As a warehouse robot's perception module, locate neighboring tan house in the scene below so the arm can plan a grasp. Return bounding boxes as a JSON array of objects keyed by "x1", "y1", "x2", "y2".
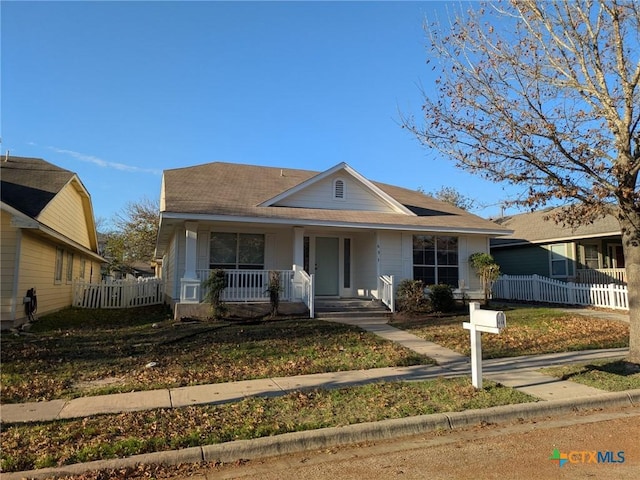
[
  {"x1": 491, "y1": 207, "x2": 626, "y2": 284},
  {"x1": 156, "y1": 161, "x2": 510, "y2": 317},
  {"x1": 1, "y1": 155, "x2": 104, "y2": 328}
]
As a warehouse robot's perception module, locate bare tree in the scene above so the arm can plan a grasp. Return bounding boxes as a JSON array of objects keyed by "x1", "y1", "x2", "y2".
[
  {"x1": 402, "y1": 1, "x2": 640, "y2": 361},
  {"x1": 105, "y1": 197, "x2": 160, "y2": 275},
  {"x1": 428, "y1": 186, "x2": 476, "y2": 211}
]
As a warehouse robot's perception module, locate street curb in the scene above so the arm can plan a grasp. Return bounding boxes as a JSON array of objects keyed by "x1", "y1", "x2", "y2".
[{"x1": 5, "y1": 389, "x2": 639, "y2": 480}]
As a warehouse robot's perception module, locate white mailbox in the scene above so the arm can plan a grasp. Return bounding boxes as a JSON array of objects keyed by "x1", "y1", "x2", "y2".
[
  {"x1": 471, "y1": 305, "x2": 506, "y2": 330},
  {"x1": 463, "y1": 302, "x2": 507, "y2": 389}
]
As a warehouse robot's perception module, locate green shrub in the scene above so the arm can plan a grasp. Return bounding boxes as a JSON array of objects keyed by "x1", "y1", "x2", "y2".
[
  {"x1": 469, "y1": 252, "x2": 500, "y2": 306},
  {"x1": 427, "y1": 284, "x2": 455, "y2": 312},
  {"x1": 202, "y1": 269, "x2": 228, "y2": 319},
  {"x1": 265, "y1": 271, "x2": 281, "y2": 317},
  {"x1": 396, "y1": 279, "x2": 430, "y2": 313}
]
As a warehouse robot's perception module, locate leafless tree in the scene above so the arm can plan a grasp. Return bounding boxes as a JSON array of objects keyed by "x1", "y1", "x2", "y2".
[
  {"x1": 106, "y1": 197, "x2": 160, "y2": 275},
  {"x1": 426, "y1": 185, "x2": 476, "y2": 211},
  {"x1": 402, "y1": 0, "x2": 640, "y2": 361}
]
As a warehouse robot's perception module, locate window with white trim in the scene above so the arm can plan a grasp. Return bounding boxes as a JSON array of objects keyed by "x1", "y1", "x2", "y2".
[
  {"x1": 80, "y1": 259, "x2": 86, "y2": 280},
  {"x1": 66, "y1": 252, "x2": 74, "y2": 283},
  {"x1": 549, "y1": 243, "x2": 568, "y2": 277},
  {"x1": 413, "y1": 235, "x2": 459, "y2": 287},
  {"x1": 581, "y1": 244, "x2": 600, "y2": 269},
  {"x1": 55, "y1": 247, "x2": 64, "y2": 284},
  {"x1": 209, "y1": 233, "x2": 265, "y2": 270}
]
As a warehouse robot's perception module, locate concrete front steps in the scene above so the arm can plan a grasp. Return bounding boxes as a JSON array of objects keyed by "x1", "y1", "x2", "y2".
[{"x1": 314, "y1": 298, "x2": 391, "y2": 319}]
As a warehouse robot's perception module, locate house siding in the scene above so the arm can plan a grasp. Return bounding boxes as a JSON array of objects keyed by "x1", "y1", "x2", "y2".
[
  {"x1": 353, "y1": 231, "x2": 377, "y2": 297},
  {"x1": 164, "y1": 230, "x2": 178, "y2": 302},
  {"x1": 378, "y1": 231, "x2": 404, "y2": 279},
  {"x1": 14, "y1": 231, "x2": 100, "y2": 320},
  {"x1": 492, "y1": 245, "x2": 551, "y2": 277},
  {"x1": 462, "y1": 235, "x2": 488, "y2": 291},
  {"x1": 1, "y1": 211, "x2": 19, "y2": 321},
  {"x1": 274, "y1": 172, "x2": 394, "y2": 212},
  {"x1": 37, "y1": 182, "x2": 92, "y2": 249}
]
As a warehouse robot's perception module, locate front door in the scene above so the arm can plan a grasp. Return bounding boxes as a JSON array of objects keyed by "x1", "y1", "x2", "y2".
[
  {"x1": 315, "y1": 237, "x2": 339, "y2": 296},
  {"x1": 609, "y1": 244, "x2": 625, "y2": 268}
]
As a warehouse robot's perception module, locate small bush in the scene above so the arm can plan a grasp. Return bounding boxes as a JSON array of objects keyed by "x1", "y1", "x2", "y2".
[
  {"x1": 427, "y1": 284, "x2": 455, "y2": 312},
  {"x1": 396, "y1": 280, "x2": 430, "y2": 313},
  {"x1": 202, "y1": 269, "x2": 228, "y2": 319},
  {"x1": 265, "y1": 271, "x2": 281, "y2": 318}
]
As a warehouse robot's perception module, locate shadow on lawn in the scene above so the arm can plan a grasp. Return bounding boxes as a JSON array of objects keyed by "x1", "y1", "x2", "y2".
[{"x1": 559, "y1": 360, "x2": 640, "y2": 380}]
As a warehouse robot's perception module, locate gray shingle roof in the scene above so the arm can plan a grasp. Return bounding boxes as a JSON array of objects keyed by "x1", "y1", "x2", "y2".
[
  {"x1": 491, "y1": 207, "x2": 621, "y2": 247},
  {"x1": 161, "y1": 162, "x2": 507, "y2": 233},
  {"x1": 1, "y1": 156, "x2": 75, "y2": 218}
]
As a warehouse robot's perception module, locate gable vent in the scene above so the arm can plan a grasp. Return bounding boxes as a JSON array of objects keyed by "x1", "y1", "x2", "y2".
[{"x1": 334, "y1": 179, "x2": 345, "y2": 199}]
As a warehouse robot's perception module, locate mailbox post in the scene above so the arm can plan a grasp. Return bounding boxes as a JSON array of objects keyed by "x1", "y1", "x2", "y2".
[{"x1": 463, "y1": 302, "x2": 506, "y2": 389}]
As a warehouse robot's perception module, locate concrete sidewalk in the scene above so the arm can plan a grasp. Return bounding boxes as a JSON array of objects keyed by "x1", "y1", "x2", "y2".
[
  {"x1": 325, "y1": 316, "x2": 627, "y2": 401},
  {"x1": 0, "y1": 317, "x2": 629, "y2": 424}
]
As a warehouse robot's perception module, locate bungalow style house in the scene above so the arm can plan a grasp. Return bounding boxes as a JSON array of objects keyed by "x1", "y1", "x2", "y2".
[
  {"x1": 490, "y1": 207, "x2": 626, "y2": 285},
  {"x1": 1, "y1": 155, "x2": 104, "y2": 329},
  {"x1": 156, "y1": 161, "x2": 510, "y2": 318}
]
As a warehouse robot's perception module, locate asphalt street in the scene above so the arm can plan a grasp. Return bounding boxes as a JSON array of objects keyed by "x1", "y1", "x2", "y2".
[{"x1": 188, "y1": 404, "x2": 640, "y2": 480}]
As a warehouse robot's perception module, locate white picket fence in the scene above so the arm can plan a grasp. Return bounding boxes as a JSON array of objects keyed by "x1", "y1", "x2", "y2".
[
  {"x1": 73, "y1": 278, "x2": 164, "y2": 309},
  {"x1": 492, "y1": 274, "x2": 629, "y2": 310}
]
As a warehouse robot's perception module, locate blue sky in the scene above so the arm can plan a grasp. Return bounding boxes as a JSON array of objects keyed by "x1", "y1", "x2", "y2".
[{"x1": 2, "y1": 1, "x2": 521, "y2": 228}]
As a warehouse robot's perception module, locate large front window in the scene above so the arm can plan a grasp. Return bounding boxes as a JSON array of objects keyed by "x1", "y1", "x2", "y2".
[
  {"x1": 581, "y1": 244, "x2": 600, "y2": 269},
  {"x1": 413, "y1": 235, "x2": 458, "y2": 287},
  {"x1": 210, "y1": 233, "x2": 265, "y2": 270}
]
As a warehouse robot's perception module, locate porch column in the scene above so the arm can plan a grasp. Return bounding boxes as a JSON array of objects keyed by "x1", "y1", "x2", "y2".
[
  {"x1": 293, "y1": 227, "x2": 304, "y2": 268},
  {"x1": 292, "y1": 227, "x2": 305, "y2": 301},
  {"x1": 181, "y1": 221, "x2": 200, "y2": 303},
  {"x1": 184, "y1": 222, "x2": 198, "y2": 279}
]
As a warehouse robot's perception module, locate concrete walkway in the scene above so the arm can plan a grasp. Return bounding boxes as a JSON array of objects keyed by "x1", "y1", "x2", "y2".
[
  {"x1": 326, "y1": 316, "x2": 625, "y2": 401},
  {"x1": 0, "y1": 316, "x2": 629, "y2": 424}
]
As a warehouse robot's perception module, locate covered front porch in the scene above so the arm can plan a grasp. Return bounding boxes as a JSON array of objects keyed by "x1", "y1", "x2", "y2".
[
  {"x1": 172, "y1": 221, "x2": 398, "y2": 318},
  {"x1": 181, "y1": 268, "x2": 396, "y2": 318}
]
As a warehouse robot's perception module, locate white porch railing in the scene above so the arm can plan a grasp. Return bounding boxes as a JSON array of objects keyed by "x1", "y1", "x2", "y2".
[
  {"x1": 73, "y1": 278, "x2": 164, "y2": 309},
  {"x1": 298, "y1": 269, "x2": 315, "y2": 318},
  {"x1": 493, "y1": 274, "x2": 629, "y2": 311},
  {"x1": 575, "y1": 268, "x2": 627, "y2": 285},
  {"x1": 196, "y1": 269, "x2": 294, "y2": 302},
  {"x1": 377, "y1": 275, "x2": 395, "y2": 313},
  {"x1": 195, "y1": 268, "x2": 315, "y2": 318}
]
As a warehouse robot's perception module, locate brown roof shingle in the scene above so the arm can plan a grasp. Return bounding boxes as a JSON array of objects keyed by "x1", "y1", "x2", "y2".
[
  {"x1": 1, "y1": 156, "x2": 74, "y2": 218},
  {"x1": 491, "y1": 207, "x2": 620, "y2": 246},
  {"x1": 162, "y1": 162, "x2": 507, "y2": 233}
]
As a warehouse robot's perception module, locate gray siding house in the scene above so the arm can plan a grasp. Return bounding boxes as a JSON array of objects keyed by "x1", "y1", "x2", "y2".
[
  {"x1": 155, "y1": 161, "x2": 510, "y2": 317},
  {"x1": 491, "y1": 208, "x2": 626, "y2": 284}
]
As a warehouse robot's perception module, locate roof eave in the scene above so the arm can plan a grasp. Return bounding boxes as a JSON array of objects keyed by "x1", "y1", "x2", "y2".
[
  {"x1": 2, "y1": 201, "x2": 105, "y2": 263},
  {"x1": 491, "y1": 230, "x2": 621, "y2": 248},
  {"x1": 159, "y1": 211, "x2": 511, "y2": 235}
]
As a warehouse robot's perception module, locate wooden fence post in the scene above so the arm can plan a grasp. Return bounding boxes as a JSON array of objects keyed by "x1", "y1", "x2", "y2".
[
  {"x1": 532, "y1": 274, "x2": 540, "y2": 302},
  {"x1": 608, "y1": 283, "x2": 617, "y2": 309}
]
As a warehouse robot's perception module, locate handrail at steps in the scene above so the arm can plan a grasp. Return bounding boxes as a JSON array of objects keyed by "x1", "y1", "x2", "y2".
[
  {"x1": 378, "y1": 274, "x2": 395, "y2": 313},
  {"x1": 299, "y1": 270, "x2": 315, "y2": 318}
]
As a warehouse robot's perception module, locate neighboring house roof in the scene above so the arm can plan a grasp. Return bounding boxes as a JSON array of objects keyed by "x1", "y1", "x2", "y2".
[
  {"x1": 491, "y1": 207, "x2": 621, "y2": 248},
  {"x1": 1, "y1": 155, "x2": 75, "y2": 218},
  {"x1": 1, "y1": 155, "x2": 103, "y2": 261},
  {"x1": 158, "y1": 161, "x2": 510, "y2": 252}
]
